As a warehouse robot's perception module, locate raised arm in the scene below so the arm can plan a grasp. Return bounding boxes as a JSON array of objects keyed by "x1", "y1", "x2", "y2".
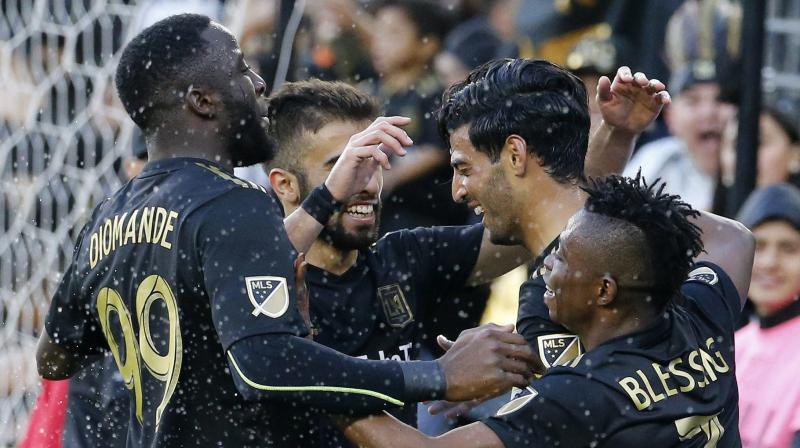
[
  {"x1": 584, "y1": 67, "x2": 671, "y2": 179},
  {"x1": 283, "y1": 116, "x2": 412, "y2": 253},
  {"x1": 692, "y1": 211, "x2": 755, "y2": 305}
]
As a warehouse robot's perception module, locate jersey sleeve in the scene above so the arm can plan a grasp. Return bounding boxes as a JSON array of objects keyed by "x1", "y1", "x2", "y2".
[
  {"x1": 483, "y1": 374, "x2": 600, "y2": 448},
  {"x1": 193, "y1": 187, "x2": 309, "y2": 350},
  {"x1": 44, "y1": 224, "x2": 106, "y2": 356},
  {"x1": 381, "y1": 224, "x2": 484, "y2": 295},
  {"x1": 680, "y1": 261, "x2": 741, "y2": 335}
]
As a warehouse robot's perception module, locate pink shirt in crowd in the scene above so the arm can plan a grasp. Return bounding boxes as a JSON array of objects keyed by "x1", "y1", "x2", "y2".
[{"x1": 736, "y1": 308, "x2": 800, "y2": 448}]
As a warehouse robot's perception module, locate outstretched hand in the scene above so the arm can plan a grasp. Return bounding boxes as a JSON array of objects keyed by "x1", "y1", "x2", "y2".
[
  {"x1": 324, "y1": 116, "x2": 412, "y2": 202},
  {"x1": 437, "y1": 324, "x2": 535, "y2": 402},
  {"x1": 597, "y1": 66, "x2": 671, "y2": 135}
]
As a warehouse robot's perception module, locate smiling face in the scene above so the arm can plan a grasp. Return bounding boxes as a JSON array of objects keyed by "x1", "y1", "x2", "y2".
[
  {"x1": 298, "y1": 119, "x2": 382, "y2": 251},
  {"x1": 541, "y1": 211, "x2": 605, "y2": 329},
  {"x1": 449, "y1": 125, "x2": 518, "y2": 244},
  {"x1": 749, "y1": 220, "x2": 800, "y2": 316}
]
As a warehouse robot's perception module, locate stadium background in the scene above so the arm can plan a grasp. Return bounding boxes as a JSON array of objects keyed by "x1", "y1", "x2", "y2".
[{"x1": 1, "y1": 0, "x2": 799, "y2": 446}]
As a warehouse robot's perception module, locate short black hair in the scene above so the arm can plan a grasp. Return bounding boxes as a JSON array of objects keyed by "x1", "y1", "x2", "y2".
[
  {"x1": 266, "y1": 79, "x2": 380, "y2": 174},
  {"x1": 583, "y1": 173, "x2": 704, "y2": 307},
  {"x1": 437, "y1": 59, "x2": 590, "y2": 184},
  {"x1": 115, "y1": 14, "x2": 214, "y2": 132},
  {"x1": 378, "y1": 0, "x2": 450, "y2": 42}
]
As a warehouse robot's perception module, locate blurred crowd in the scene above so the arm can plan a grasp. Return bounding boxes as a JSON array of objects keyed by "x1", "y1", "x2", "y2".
[{"x1": 4, "y1": 0, "x2": 800, "y2": 447}]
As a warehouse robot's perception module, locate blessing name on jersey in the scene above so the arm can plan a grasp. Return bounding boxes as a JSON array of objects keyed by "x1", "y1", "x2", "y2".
[
  {"x1": 88, "y1": 207, "x2": 179, "y2": 268},
  {"x1": 618, "y1": 336, "x2": 731, "y2": 411}
]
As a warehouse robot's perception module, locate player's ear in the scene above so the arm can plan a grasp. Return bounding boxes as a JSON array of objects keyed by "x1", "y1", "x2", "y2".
[
  {"x1": 185, "y1": 85, "x2": 219, "y2": 119},
  {"x1": 268, "y1": 168, "x2": 302, "y2": 207},
  {"x1": 597, "y1": 274, "x2": 618, "y2": 306},
  {"x1": 504, "y1": 134, "x2": 528, "y2": 177}
]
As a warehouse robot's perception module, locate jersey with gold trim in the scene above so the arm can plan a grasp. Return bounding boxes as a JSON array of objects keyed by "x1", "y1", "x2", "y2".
[
  {"x1": 307, "y1": 224, "x2": 484, "y2": 447},
  {"x1": 45, "y1": 158, "x2": 307, "y2": 447},
  {"x1": 485, "y1": 262, "x2": 743, "y2": 447}
]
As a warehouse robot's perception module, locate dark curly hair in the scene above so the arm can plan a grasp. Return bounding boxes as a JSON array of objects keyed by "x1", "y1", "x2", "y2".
[
  {"x1": 437, "y1": 58, "x2": 590, "y2": 184},
  {"x1": 583, "y1": 173, "x2": 704, "y2": 306},
  {"x1": 115, "y1": 14, "x2": 215, "y2": 133}
]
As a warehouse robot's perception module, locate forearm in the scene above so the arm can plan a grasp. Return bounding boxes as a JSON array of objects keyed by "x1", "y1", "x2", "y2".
[
  {"x1": 338, "y1": 412, "x2": 434, "y2": 447},
  {"x1": 227, "y1": 334, "x2": 446, "y2": 413},
  {"x1": 339, "y1": 413, "x2": 503, "y2": 448},
  {"x1": 584, "y1": 120, "x2": 638, "y2": 180},
  {"x1": 283, "y1": 207, "x2": 324, "y2": 254}
]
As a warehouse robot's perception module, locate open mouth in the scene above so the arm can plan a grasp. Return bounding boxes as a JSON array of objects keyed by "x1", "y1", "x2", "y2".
[{"x1": 473, "y1": 205, "x2": 484, "y2": 216}]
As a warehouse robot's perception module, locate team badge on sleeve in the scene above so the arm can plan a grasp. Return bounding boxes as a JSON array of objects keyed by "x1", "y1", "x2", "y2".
[
  {"x1": 245, "y1": 276, "x2": 289, "y2": 318},
  {"x1": 377, "y1": 284, "x2": 414, "y2": 328},
  {"x1": 537, "y1": 334, "x2": 583, "y2": 368},
  {"x1": 687, "y1": 266, "x2": 718, "y2": 285},
  {"x1": 496, "y1": 386, "x2": 539, "y2": 416}
]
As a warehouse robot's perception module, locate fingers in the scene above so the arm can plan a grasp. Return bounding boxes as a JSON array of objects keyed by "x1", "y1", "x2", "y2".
[
  {"x1": 656, "y1": 90, "x2": 672, "y2": 105},
  {"x1": 496, "y1": 356, "x2": 535, "y2": 379},
  {"x1": 597, "y1": 75, "x2": 612, "y2": 102},
  {"x1": 437, "y1": 334, "x2": 455, "y2": 352},
  {"x1": 352, "y1": 130, "x2": 408, "y2": 158},
  {"x1": 503, "y1": 373, "x2": 531, "y2": 390},
  {"x1": 615, "y1": 66, "x2": 633, "y2": 83}
]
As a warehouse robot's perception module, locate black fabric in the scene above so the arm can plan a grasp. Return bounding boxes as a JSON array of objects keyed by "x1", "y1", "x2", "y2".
[
  {"x1": 307, "y1": 224, "x2": 484, "y2": 447},
  {"x1": 487, "y1": 262, "x2": 743, "y2": 448},
  {"x1": 62, "y1": 355, "x2": 128, "y2": 448},
  {"x1": 759, "y1": 296, "x2": 800, "y2": 329},
  {"x1": 43, "y1": 158, "x2": 338, "y2": 446},
  {"x1": 301, "y1": 184, "x2": 342, "y2": 225}
]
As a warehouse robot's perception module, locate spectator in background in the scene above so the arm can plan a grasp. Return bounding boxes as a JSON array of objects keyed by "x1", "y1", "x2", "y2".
[
  {"x1": 735, "y1": 183, "x2": 800, "y2": 448},
  {"x1": 434, "y1": 15, "x2": 501, "y2": 89},
  {"x1": 716, "y1": 102, "x2": 800, "y2": 214},
  {"x1": 363, "y1": 0, "x2": 467, "y2": 233},
  {"x1": 623, "y1": 62, "x2": 733, "y2": 210}
]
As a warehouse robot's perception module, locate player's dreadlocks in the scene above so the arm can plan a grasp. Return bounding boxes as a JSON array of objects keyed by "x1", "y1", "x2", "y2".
[{"x1": 583, "y1": 173, "x2": 704, "y2": 306}]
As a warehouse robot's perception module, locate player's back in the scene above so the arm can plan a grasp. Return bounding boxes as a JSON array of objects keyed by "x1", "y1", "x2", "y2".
[{"x1": 57, "y1": 158, "x2": 297, "y2": 447}]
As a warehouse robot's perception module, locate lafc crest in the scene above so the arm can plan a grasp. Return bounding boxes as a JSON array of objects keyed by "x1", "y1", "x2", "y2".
[
  {"x1": 245, "y1": 276, "x2": 289, "y2": 318},
  {"x1": 496, "y1": 386, "x2": 539, "y2": 416},
  {"x1": 377, "y1": 284, "x2": 414, "y2": 328},
  {"x1": 537, "y1": 333, "x2": 583, "y2": 368}
]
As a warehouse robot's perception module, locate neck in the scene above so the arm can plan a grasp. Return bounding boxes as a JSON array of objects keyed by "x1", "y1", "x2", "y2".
[
  {"x1": 305, "y1": 235, "x2": 359, "y2": 276},
  {"x1": 147, "y1": 123, "x2": 233, "y2": 171},
  {"x1": 577, "y1": 305, "x2": 660, "y2": 351},
  {"x1": 518, "y1": 182, "x2": 585, "y2": 254},
  {"x1": 382, "y1": 65, "x2": 427, "y2": 92}
]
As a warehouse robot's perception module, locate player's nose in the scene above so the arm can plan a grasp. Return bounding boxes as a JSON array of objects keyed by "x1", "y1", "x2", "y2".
[{"x1": 452, "y1": 174, "x2": 467, "y2": 203}]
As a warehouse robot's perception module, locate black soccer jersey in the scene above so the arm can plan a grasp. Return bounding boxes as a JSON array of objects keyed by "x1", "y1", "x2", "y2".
[
  {"x1": 45, "y1": 158, "x2": 309, "y2": 447},
  {"x1": 307, "y1": 224, "x2": 484, "y2": 446},
  {"x1": 486, "y1": 262, "x2": 743, "y2": 447}
]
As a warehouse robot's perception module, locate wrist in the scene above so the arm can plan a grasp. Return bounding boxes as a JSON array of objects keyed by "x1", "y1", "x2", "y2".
[
  {"x1": 400, "y1": 360, "x2": 447, "y2": 402},
  {"x1": 300, "y1": 184, "x2": 342, "y2": 225},
  {"x1": 602, "y1": 120, "x2": 639, "y2": 140}
]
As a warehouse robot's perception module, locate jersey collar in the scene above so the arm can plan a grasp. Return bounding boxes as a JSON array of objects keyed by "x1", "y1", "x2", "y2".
[
  {"x1": 138, "y1": 157, "x2": 232, "y2": 178},
  {"x1": 759, "y1": 296, "x2": 800, "y2": 329}
]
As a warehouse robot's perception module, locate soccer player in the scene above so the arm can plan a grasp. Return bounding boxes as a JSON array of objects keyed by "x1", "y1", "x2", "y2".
[
  {"x1": 265, "y1": 60, "x2": 669, "y2": 443},
  {"x1": 337, "y1": 174, "x2": 755, "y2": 447},
  {"x1": 35, "y1": 15, "x2": 537, "y2": 447}
]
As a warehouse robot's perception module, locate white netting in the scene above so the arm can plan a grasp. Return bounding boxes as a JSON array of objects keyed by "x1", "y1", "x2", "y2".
[
  {"x1": 0, "y1": 1, "x2": 140, "y2": 444},
  {"x1": 0, "y1": 1, "x2": 255, "y2": 443}
]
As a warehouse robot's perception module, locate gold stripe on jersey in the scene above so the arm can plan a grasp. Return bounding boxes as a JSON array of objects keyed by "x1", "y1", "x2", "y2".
[
  {"x1": 226, "y1": 352, "x2": 405, "y2": 406},
  {"x1": 195, "y1": 162, "x2": 267, "y2": 193}
]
